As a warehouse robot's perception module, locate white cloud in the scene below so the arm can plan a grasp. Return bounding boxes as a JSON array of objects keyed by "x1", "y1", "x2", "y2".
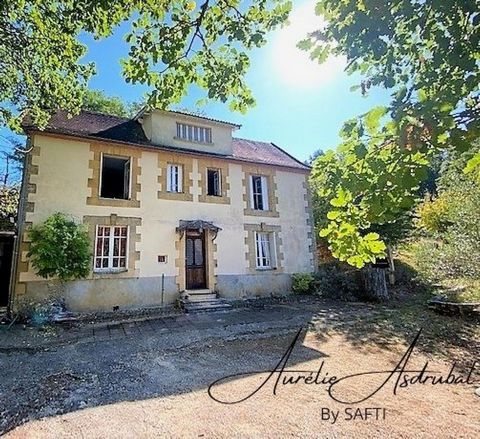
[{"x1": 270, "y1": 0, "x2": 346, "y2": 87}]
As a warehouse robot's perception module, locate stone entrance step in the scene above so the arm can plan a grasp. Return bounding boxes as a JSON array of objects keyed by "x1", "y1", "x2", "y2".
[
  {"x1": 181, "y1": 289, "x2": 218, "y2": 302},
  {"x1": 179, "y1": 291, "x2": 232, "y2": 313}
]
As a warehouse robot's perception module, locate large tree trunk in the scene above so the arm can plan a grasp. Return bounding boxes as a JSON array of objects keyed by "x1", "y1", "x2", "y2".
[{"x1": 363, "y1": 266, "x2": 389, "y2": 301}]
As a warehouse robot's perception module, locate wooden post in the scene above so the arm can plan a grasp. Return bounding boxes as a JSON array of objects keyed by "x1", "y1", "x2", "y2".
[{"x1": 387, "y1": 246, "x2": 396, "y2": 286}]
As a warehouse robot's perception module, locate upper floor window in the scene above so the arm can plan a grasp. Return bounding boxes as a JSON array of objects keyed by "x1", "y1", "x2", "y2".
[
  {"x1": 101, "y1": 155, "x2": 130, "y2": 200},
  {"x1": 167, "y1": 164, "x2": 183, "y2": 193},
  {"x1": 207, "y1": 168, "x2": 221, "y2": 196},
  {"x1": 176, "y1": 122, "x2": 212, "y2": 144},
  {"x1": 94, "y1": 225, "x2": 128, "y2": 271},
  {"x1": 255, "y1": 231, "x2": 276, "y2": 269},
  {"x1": 250, "y1": 175, "x2": 269, "y2": 211}
]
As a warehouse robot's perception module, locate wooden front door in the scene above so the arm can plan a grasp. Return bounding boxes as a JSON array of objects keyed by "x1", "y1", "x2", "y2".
[{"x1": 186, "y1": 230, "x2": 206, "y2": 289}]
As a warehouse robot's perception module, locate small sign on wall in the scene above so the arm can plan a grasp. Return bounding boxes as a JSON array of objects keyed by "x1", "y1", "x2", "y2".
[{"x1": 158, "y1": 255, "x2": 167, "y2": 263}]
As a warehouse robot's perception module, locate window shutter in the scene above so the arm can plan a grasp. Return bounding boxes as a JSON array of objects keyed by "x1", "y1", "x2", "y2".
[
  {"x1": 254, "y1": 231, "x2": 260, "y2": 267},
  {"x1": 167, "y1": 165, "x2": 172, "y2": 192},
  {"x1": 178, "y1": 165, "x2": 183, "y2": 193},
  {"x1": 250, "y1": 176, "x2": 255, "y2": 209},
  {"x1": 261, "y1": 176, "x2": 269, "y2": 210},
  {"x1": 271, "y1": 232, "x2": 278, "y2": 268},
  {"x1": 214, "y1": 170, "x2": 222, "y2": 196},
  {"x1": 123, "y1": 159, "x2": 131, "y2": 199}
]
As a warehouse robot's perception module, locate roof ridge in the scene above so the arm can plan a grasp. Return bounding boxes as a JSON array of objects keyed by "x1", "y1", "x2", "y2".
[{"x1": 232, "y1": 136, "x2": 272, "y2": 144}]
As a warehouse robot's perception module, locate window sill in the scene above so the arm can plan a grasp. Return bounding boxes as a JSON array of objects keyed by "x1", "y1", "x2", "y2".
[
  {"x1": 99, "y1": 197, "x2": 131, "y2": 201},
  {"x1": 93, "y1": 269, "x2": 128, "y2": 274},
  {"x1": 173, "y1": 136, "x2": 214, "y2": 146},
  {"x1": 255, "y1": 267, "x2": 277, "y2": 271}
]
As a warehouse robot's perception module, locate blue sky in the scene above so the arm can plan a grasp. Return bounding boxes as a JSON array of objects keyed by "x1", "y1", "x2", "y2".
[{"x1": 2, "y1": 0, "x2": 390, "y2": 167}]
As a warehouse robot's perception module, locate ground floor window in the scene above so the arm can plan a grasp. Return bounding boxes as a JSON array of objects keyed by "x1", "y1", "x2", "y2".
[
  {"x1": 94, "y1": 225, "x2": 128, "y2": 271},
  {"x1": 255, "y1": 231, "x2": 276, "y2": 269}
]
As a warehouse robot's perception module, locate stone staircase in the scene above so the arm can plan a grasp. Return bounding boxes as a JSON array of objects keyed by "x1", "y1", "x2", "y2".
[{"x1": 180, "y1": 290, "x2": 232, "y2": 313}]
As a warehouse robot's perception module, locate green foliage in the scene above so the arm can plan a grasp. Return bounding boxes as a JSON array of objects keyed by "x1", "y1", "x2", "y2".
[
  {"x1": 303, "y1": 0, "x2": 479, "y2": 266},
  {"x1": 314, "y1": 261, "x2": 363, "y2": 300},
  {"x1": 311, "y1": 136, "x2": 428, "y2": 267},
  {"x1": 416, "y1": 195, "x2": 451, "y2": 235},
  {"x1": 0, "y1": 185, "x2": 19, "y2": 231},
  {"x1": 28, "y1": 213, "x2": 91, "y2": 281},
  {"x1": 291, "y1": 273, "x2": 315, "y2": 294},
  {"x1": 412, "y1": 147, "x2": 480, "y2": 282},
  {"x1": 82, "y1": 90, "x2": 131, "y2": 117},
  {"x1": 1, "y1": 1, "x2": 291, "y2": 130}
]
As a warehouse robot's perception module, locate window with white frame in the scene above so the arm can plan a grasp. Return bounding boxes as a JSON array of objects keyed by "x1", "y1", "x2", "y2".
[
  {"x1": 250, "y1": 175, "x2": 269, "y2": 211},
  {"x1": 94, "y1": 226, "x2": 128, "y2": 271},
  {"x1": 176, "y1": 122, "x2": 212, "y2": 144},
  {"x1": 255, "y1": 231, "x2": 276, "y2": 269},
  {"x1": 167, "y1": 164, "x2": 183, "y2": 193},
  {"x1": 207, "y1": 168, "x2": 221, "y2": 196}
]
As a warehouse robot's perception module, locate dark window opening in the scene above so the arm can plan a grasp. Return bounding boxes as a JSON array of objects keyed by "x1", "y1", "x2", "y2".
[
  {"x1": 207, "y1": 169, "x2": 221, "y2": 196},
  {"x1": 101, "y1": 155, "x2": 130, "y2": 199}
]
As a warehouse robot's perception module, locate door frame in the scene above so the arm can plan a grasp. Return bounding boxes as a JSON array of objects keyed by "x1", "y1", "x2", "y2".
[{"x1": 185, "y1": 229, "x2": 207, "y2": 290}]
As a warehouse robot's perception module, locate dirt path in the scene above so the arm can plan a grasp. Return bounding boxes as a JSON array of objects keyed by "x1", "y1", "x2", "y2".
[{"x1": 1, "y1": 300, "x2": 479, "y2": 438}]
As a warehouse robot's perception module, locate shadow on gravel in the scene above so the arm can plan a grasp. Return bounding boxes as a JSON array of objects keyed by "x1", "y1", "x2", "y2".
[
  {"x1": 0, "y1": 306, "x2": 324, "y2": 435},
  {"x1": 312, "y1": 283, "x2": 480, "y2": 370}
]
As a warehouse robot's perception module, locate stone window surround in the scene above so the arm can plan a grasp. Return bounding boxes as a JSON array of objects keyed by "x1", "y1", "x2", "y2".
[
  {"x1": 84, "y1": 214, "x2": 141, "y2": 279},
  {"x1": 87, "y1": 143, "x2": 141, "y2": 208},
  {"x1": 244, "y1": 223, "x2": 284, "y2": 274},
  {"x1": 242, "y1": 164, "x2": 279, "y2": 217},
  {"x1": 197, "y1": 158, "x2": 231, "y2": 205},
  {"x1": 158, "y1": 153, "x2": 194, "y2": 202}
]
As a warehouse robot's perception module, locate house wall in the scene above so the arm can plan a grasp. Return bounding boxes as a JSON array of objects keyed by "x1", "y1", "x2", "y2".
[
  {"x1": 142, "y1": 110, "x2": 234, "y2": 156},
  {"x1": 13, "y1": 132, "x2": 314, "y2": 313}
]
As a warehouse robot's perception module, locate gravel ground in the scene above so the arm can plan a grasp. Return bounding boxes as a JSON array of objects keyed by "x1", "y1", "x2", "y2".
[{"x1": 0, "y1": 299, "x2": 478, "y2": 438}]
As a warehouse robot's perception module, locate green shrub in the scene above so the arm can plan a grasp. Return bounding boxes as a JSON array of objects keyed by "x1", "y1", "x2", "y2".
[
  {"x1": 314, "y1": 261, "x2": 364, "y2": 300},
  {"x1": 28, "y1": 213, "x2": 91, "y2": 281},
  {"x1": 291, "y1": 273, "x2": 315, "y2": 294}
]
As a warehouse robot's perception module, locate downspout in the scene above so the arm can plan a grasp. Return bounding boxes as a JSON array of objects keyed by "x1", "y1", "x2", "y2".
[{"x1": 7, "y1": 136, "x2": 32, "y2": 318}]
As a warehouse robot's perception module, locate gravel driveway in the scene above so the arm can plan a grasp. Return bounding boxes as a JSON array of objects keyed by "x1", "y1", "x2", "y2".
[{"x1": 1, "y1": 299, "x2": 478, "y2": 438}]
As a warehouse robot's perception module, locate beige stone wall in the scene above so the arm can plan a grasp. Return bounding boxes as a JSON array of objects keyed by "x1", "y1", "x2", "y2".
[
  {"x1": 143, "y1": 110, "x2": 235, "y2": 155},
  {"x1": 13, "y1": 131, "x2": 313, "y2": 310}
]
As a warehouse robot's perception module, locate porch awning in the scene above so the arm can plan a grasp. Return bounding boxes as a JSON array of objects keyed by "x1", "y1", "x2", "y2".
[{"x1": 176, "y1": 220, "x2": 222, "y2": 234}]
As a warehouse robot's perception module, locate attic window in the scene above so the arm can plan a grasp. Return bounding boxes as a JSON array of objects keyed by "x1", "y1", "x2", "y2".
[
  {"x1": 176, "y1": 123, "x2": 212, "y2": 144},
  {"x1": 100, "y1": 155, "x2": 130, "y2": 200}
]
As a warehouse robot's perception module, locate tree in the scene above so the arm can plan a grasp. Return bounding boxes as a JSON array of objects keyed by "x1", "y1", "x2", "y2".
[
  {"x1": 415, "y1": 144, "x2": 480, "y2": 281},
  {"x1": 302, "y1": 0, "x2": 479, "y2": 268},
  {"x1": 1, "y1": 1, "x2": 291, "y2": 131},
  {"x1": 82, "y1": 90, "x2": 129, "y2": 117},
  {"x1": 0, "y1": 185, "x2": 19, "y2": 231}
]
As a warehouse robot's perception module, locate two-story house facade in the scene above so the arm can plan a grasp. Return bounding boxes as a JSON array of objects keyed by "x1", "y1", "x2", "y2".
[{"x1": 11, "y1": 108, "x2": 315, "y2": 312}]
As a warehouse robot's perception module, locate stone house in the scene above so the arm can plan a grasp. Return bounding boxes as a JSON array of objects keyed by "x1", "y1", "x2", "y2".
[{"x1": 10, "y1": 109, "x2": 314, "y2": 312}]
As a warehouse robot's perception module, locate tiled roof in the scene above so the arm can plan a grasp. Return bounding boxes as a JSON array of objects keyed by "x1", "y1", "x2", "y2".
[
  {"x1": 22, "y1": 110, "x2": 309, "y2": 171},
  {"x1": 232, "y1": 137, "x2": 309, "y2": 170}
]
